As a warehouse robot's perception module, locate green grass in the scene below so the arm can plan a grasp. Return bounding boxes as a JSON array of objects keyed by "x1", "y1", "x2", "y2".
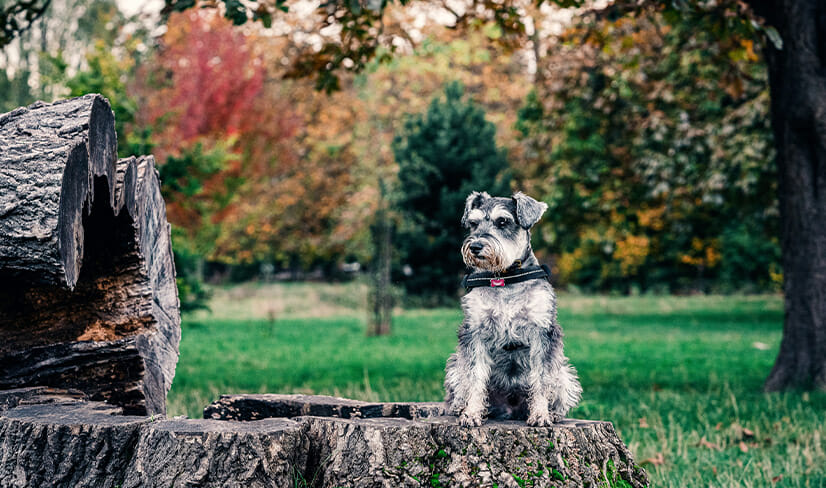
[{"x1": 168, "y1": 286, "x2": 826, "y2": 487}]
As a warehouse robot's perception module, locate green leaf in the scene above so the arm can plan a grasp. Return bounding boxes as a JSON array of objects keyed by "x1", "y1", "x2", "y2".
[
  {"x1": 170, "y1": 0, "x2": 196, "y2": 13},
  {"x1": 223, "y1": 0, "x2": 248, "y2": 25},
  {"x1": 252, "y1": 9, "x2": 272, "y2": 28}
]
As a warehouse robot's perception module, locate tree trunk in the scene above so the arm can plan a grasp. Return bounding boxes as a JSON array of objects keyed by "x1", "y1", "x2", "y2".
[
  {"x1": 759, "y1": 0, "x2": 826, "y2": 390},
  {"x1": 0, "y1": 95, "x2": 181, "y2": 414},
  {"x1": 368, "y1": 181, "x2": 394, "y2": 336}
]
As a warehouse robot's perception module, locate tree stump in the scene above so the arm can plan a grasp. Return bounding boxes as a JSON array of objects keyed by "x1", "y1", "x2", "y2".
[
  {"x1": 0, "y1": 391, "x2": 648, "y2": 488},
  {"x1": 0, "y1": 95, "x2": 180, "y2": 415},
  {"x1": 0, "y1": 388, "x2": 305, "y2": 488},
  {"x1": 206, "y1": 394, "x2": 650, "y2": 487}
]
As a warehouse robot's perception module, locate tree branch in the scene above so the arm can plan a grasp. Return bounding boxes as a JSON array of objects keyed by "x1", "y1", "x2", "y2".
[{"x1": 0, "y1": 0, "x2": 51, "y2": 49}]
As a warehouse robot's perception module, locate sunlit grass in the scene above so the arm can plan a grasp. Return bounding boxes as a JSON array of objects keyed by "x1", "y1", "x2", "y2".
[{"x1": 167, "y1": 285, "x2": 825, "y2": 487}]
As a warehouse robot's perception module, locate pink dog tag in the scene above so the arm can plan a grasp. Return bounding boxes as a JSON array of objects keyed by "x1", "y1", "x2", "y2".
[{"x1": 490, "y1": 278, "x2": 505, "y2": 287}]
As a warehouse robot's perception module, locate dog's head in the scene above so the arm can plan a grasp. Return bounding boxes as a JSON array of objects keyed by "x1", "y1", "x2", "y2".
[{"x1": 461, "y1": 191, "x2": 548, "y2": 272}]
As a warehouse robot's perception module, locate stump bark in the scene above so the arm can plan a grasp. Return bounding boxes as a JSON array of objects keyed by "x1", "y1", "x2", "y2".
[
  {"x1": 0, "y1": 388, "x2": 305, "y2": 488},
  {"x1": 0, "y1": 391, "x2": 649, "y2": 488},
  {"x1": 206, "y1": 394, "x2": 649, "y2": 487},
  {"x1": 0, "y1": 95, "x2": 180, "y2": 415}
]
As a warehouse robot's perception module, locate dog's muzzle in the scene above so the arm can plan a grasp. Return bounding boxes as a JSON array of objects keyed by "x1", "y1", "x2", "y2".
[{"x1": 462, "y1": 236, "x2": 505, "y2": 271}]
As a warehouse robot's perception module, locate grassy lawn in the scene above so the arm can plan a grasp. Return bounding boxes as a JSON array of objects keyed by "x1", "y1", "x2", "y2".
[{"x1": 168, "y1": 283, "x2": 826, "y2": 487}]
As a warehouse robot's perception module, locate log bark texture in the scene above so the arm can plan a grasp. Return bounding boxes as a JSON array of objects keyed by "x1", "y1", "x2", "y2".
[
  {"x1": 0, "y1": 95, "x2": 116, "y2": 288},
  {"x1": 0, "y1": 96, "x2": 180, "y2": 414},
  {"x1": 747, "y1": 0, "x2": 826, "y2": 391},
  {"x1": 0, "y1": 391, "x2": 649, "y2": 488}
]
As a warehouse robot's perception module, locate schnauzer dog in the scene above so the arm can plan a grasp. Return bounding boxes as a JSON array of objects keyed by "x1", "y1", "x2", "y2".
[{"x1": 444, "y1": 191, "x2": 582, "y2": 427}]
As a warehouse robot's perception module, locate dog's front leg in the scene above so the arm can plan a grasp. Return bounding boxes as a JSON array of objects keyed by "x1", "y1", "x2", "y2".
[
  {"x1": 525, "y1": 329, "x2": 555, "y2": 426},
  {"x1": 457, "y1": 328, "x2": 493, "y2": 427}
]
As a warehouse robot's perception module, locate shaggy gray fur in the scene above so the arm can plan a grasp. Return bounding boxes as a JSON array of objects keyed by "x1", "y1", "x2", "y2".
[{"x1": 445, "y1": 191, "x2": 582, "y2": 427}]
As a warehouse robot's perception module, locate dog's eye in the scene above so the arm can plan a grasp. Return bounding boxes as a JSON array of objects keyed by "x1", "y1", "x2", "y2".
[
  {"x1": 496, "y1": 218, "x2": 510, "y2": 228},
  {"x1": 468, "y1": 220, "x2": 479, "y2": 229}
]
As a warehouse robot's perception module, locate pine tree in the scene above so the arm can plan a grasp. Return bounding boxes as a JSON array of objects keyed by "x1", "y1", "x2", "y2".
[{"x1": 392, "y1": 81, "x2": 511, "y2": 303}]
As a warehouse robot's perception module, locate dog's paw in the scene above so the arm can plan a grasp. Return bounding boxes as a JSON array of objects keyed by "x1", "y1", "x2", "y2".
[
  {"x1": 526, "y1": 411, "x2": 553, "y2": 427},
  {"x1": 550, "y1": 412, "x2": 563, "y2": 424},
  {"x1": 459, "y1": 411, "x2": 485, "y2": 427}
]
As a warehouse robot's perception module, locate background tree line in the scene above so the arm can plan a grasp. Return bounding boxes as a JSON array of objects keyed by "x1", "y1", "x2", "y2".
[{"x1": 0, "y1": 0, "x2": 780, "y2": 306}]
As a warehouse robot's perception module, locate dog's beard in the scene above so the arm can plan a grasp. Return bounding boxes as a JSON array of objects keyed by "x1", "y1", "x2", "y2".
[{"x1": 462, "y1": 237, "x2": 507, "y2": 272}]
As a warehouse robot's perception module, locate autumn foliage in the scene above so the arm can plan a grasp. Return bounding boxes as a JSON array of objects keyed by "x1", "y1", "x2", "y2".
[
  {"x1": 138, "y1": 10, "x2": 362, "y2": 268},
  {"x1": 143, "y1": 10, "x2": 268, "y2": 151},
  {"x1": 129, "y1": 5, "x2": 779, "y2": 295},
  {"x1": 516, "y1": 8, "x2": 778, "y2": 293},
  {"x1": 28, "y1": 0, "x2": 774, "y2": 297}
]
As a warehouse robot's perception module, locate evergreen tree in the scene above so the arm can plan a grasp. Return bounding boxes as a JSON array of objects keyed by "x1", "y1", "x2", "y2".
[{"x1": 392, "y1": 81, "x2": 511, "y2": 303}]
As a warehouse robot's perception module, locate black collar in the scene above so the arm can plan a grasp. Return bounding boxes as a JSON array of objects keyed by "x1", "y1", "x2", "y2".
[{"x1": 462, "y1": 264, "x2": 552, "y2": 290}]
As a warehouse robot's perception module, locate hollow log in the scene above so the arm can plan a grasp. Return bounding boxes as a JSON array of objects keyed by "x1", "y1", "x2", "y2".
[{"x1": 0, "y1": 95, "x2": 180, "y2": 415}]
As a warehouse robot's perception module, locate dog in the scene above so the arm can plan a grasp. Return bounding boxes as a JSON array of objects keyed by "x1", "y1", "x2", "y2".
[{"x1": 444, "y1": 191, "x2": 582, "y2": 427}]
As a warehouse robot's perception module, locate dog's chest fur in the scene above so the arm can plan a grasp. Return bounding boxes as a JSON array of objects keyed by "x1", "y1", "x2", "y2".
[{"x1": 462, "y1": 280, "x2": 557, "y2": 351}]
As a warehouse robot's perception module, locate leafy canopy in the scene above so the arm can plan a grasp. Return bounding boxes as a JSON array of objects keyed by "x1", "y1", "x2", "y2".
[{"x1": 154, "y1": 0, "x2": 779, "y2": 91}]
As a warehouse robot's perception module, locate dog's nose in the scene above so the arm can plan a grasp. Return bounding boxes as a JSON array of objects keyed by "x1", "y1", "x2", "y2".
[{"x1": 469, "y1": 242, "x2": 484, "y2": 255}]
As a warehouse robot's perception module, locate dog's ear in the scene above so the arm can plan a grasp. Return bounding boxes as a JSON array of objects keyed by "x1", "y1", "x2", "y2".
[
  {"x1": 461, "y1": 191, "x2": 490, "y2": 226},
  {"x1": 512, "y1": 192, "x2": 548, "y2": 229}
]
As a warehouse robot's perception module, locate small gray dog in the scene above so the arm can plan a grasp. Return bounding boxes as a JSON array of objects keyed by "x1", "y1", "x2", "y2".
[{"x1": 444, "y1": 191, "x2": 582, "y2": 427}]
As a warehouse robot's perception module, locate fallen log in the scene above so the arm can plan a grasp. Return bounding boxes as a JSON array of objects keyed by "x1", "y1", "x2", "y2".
[{"x1": 0, "y1": 95, "x2": 180, "y2": 415}]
